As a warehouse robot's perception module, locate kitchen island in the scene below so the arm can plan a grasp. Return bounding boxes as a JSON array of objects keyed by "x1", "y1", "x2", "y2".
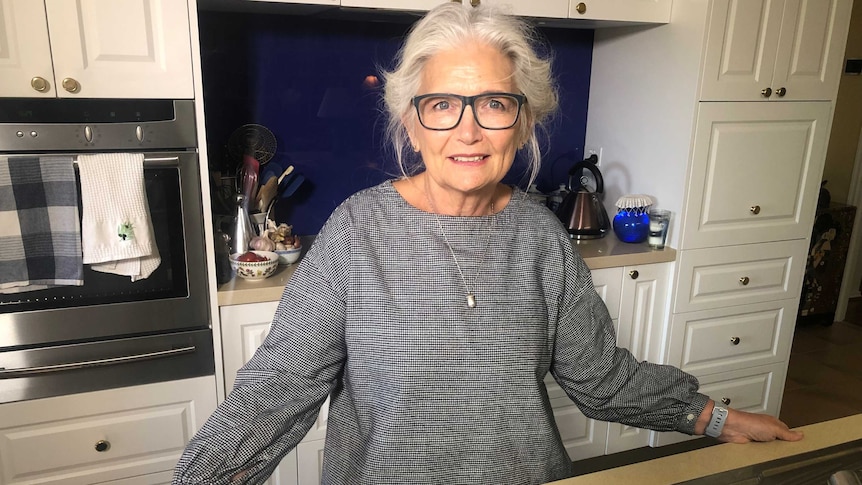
[{"x1": 551, "y1": 414, "x2": 862, "y2": 484}]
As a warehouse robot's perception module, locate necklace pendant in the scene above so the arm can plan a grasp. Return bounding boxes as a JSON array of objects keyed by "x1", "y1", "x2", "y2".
[{"x1": 466, "y1": 293, "x2": 477, "y2": 309}]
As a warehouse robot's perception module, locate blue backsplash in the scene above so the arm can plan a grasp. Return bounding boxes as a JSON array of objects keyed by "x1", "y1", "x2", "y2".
[{"x1": 199, "y1": 11, "x2": 593, "y2": 235}]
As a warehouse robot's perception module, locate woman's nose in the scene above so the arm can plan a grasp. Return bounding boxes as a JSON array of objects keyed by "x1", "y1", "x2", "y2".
[{"x1": 456, "y1": 106, "x2": 482, "y2": 143}]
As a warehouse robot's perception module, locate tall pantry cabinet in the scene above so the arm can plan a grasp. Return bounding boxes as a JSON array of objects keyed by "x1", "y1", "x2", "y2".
[{"x1": 584, "y1": 0, "x2": 853, "y2": 446}]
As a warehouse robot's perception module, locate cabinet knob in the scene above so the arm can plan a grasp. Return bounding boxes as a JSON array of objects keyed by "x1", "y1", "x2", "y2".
[
  {"x1": 730, "y1": 336, "x2": 741, "y2": 345},
  {"x1": 470, "y1": 0, "x2": 480, "y2": 6},
  {"x1": 750, "y1": 205, "x2": 761, "y2": 215},
  {"x1": 629, "y1": 270, "x2": 639, "y2": 280},
  {"x1": 62, "y1": 77, "x2": 81, "y2": 93},
  {"x1": 94, "y1": 440, "x2": 111, "y2": 452},
  {"x1": 575, "y1": 2, "x2": 587, "y2": 14},
  {"x1": 30, "y1": 76, "x2": 50, "y2": 93},
  {"x1": 760, "y1": 87, "x2": 772, "y2": 97},
  {"x1": 776, "y1": 87, "x2": 787, "y2": 97},
  {"x1": 721, "y1": 397, "x2": 731, "y2": 405},
  {"x1": 739, "y1": 276, "x2": 750, "y2": 286}
]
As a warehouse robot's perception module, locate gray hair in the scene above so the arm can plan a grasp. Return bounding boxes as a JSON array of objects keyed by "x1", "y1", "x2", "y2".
[{"x1": 381, "y1": 2, "x2": 559, "y2": 186}]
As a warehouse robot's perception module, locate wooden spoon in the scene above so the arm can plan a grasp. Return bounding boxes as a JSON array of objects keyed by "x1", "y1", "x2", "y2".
[{"x1": 256, "y1": 176, "x2": 279, "y2": 213}]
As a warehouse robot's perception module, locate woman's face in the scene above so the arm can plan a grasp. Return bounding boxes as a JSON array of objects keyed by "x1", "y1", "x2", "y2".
[{"x1": 407, "y1": 42, "x2": 524, "y2": 197}]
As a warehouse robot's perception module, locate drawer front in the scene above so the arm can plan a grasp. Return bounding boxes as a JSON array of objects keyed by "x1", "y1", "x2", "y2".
[
  {"x1": 651, "y1": 363, "x2": 786, "y2": 447},
  {"x1": 0, "y1": 377, "x2": 216, "y2": 484},
  {"x1": 668, "y1": 300, "x2": 796, "y2": 376},
  {"x1": 675, "y1": 240, "x2": 807, "y2": 313},
  {"x1": 697, "y1": 364, "x2": 786, "y2": 415}
]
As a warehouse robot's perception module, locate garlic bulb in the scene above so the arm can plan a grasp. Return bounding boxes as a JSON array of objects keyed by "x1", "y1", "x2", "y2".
[{"x1": 249, "y1": 235, "x2": 275, "y2": 251}]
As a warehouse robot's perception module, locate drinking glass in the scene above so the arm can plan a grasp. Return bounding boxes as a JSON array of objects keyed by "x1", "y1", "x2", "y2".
[{"x1": 648, "y1": 209, "x2": 671, "y2": 249}]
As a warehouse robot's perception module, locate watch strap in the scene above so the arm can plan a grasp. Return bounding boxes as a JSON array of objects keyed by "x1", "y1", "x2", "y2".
[{"x1": 705, "y1": 406, "x2": 728, "y2": 438}]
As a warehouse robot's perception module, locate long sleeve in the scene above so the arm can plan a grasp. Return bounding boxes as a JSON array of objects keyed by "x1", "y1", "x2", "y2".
[
  {"x1": 550, "y1": 250, "x2": 709, "y2": 435},
  {"x1": 172, "y1": 212, "x2": 350, "y2": 484}
]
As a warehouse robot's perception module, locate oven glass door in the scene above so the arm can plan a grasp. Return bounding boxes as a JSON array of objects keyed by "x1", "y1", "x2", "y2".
[{"x1": 0, "y1": 151, "x2": 209, "y2": 349}]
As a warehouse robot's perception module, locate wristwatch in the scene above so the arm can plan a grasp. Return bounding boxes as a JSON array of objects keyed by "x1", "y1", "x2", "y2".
[{"x1": 705, "y1": 405, "x2": 729, "y2": 438}]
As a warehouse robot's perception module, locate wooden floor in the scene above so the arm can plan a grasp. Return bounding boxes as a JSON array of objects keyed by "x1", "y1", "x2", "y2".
[{"x1": 779, "y1": 298, "x2": 862, "y2": 428}]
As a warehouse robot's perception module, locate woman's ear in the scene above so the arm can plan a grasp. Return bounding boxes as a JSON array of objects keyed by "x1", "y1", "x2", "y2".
[{"x1": 403, "y1": 114, "x2": 420, "y2": 152}]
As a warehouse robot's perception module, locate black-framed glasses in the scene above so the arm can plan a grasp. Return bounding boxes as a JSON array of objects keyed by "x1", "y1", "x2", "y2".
[{"x1": 412, "y1": 92, "x2": 526, "y2": 131}]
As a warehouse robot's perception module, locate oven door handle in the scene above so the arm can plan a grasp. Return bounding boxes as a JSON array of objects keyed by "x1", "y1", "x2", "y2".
[
  {"x1": 0, "y1": 346, "x2": 196, "y2": 378},
  {"x1": 71, "y1": 156, "x2": 181, "y2": 168}
]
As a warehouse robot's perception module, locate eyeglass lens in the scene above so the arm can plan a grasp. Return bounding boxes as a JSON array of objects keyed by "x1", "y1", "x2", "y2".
[{"x1": 416, "y1": 94, "x2": 521, "y2": 130}]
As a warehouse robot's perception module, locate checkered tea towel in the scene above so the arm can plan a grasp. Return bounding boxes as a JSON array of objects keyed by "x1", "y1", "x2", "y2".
[
  {"x1": 0, "y1": 156, "x2": 83, "y2": 293},
  {"x1": 77, "y1": 153, "x2": 160, "y2": 281}
]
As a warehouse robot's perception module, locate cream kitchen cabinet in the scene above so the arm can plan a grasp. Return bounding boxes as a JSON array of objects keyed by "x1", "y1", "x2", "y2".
[
  {"x1": 339, "y1": 0, "x2": 446, "y2": 11},
  {"x1": 220, "y1": 301, "x2": 335, "y2": 485},
  {"x1": 568, "y1": 0, "x2": 671, "y2": 24},
  {"x1": 548, "y1": 261, "x2": 672, "y2": 460},
  {"x1": 586, "y1": 0, "x2": 850, "y2": 453},
  {"x1": 606, "y1": 262, "x2": 672, "y2": 455},
  {"x1": 680, "y1": 101, "x2": 832, "y2": 250},
  {"x1": 341, "y1": 0, "x2": 570, "y2": 18},
  {"x1": 0, "y1": 0, "x2": 194, "y2": 98},
  {"x1": 700, "y1": 0, "x2": 852, "y2": 102},
  {"x1": 220, "y1": 301, "x2": 299, "y2": 485},
  {"x1": 0, "y1": 376, "x2": 217, "y2": 485}
]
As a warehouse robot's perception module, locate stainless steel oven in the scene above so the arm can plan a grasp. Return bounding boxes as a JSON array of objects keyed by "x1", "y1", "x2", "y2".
[{"x1": 0, "y1": 99, "x2": 213, "y2": 404}]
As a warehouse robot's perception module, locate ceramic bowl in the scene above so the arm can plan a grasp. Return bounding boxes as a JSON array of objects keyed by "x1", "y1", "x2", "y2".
[
  {"x1": 230, "y1": 250, "x2": 278, "y2": 281},
  {"x1": 275, "y1": 247, "x2": 301, "y2": 265}
]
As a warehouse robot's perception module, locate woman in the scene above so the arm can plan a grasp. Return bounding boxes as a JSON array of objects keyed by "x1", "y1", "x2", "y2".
[{"x1": 174, "y1": 4, "x2": 801, "y2": 484}]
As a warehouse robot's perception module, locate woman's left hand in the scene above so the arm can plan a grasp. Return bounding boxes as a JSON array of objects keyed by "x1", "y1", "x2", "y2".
[{"x1": 718, "y1": 408, "x2": 804, "y2": 443}]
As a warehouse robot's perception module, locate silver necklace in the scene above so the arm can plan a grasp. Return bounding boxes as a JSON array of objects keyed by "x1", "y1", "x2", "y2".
[{"x1": 427, "y1": 196, "x2": 496, "y2": 309}]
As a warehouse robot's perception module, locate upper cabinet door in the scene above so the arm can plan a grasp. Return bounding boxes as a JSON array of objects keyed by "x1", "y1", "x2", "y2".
[
  {"x1": 700, "y1": 0, "x2": 785, "y2": 101},
  {"x1": 568, "y1": 0, "x2": 672, "y2": 23},
  {"x1": 342, "y1": 0, "x2": 569, "y2": 17},
  {"x1": 700, "y1": 0, "x2": 852, "y2": 102},
  {"x1": 771, "y1": 0, "x2": 853, "y2": 101},
  {"x1": 340, "y1": 0, "x2": 450, "y2": 12},
  {"x1": 480, "y1": 0, "x2": 569, "y2": 18},
  {"x1": 43, "y1": 0, "x2": 194, "y2": 99},
  {"x1": 681, "y1": 101, "x2": 831, "y2": 249},
  {"x1": 0, "y1": 0, "x2": 56, "y2": 97}
]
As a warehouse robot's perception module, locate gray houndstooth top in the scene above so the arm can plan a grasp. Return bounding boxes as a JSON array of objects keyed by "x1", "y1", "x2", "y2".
[{"x1": 173, "y1": 181, "x2": 709, "y2": 485}]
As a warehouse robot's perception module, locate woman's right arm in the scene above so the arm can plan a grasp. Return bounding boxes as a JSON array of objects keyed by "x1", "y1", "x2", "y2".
[{"x1": 173, "y1": 217, "x2": 350, "y2": 484}]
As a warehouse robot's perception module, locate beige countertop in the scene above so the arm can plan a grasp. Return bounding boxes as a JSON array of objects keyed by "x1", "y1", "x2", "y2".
[
  {"x1": 574, "y1": 236, "x2": 676, "y2": 270},
  {"x1": 217, "y1": 236, "x2": 676, "y2": 306},
  {"x1": 550, "y1": 414, "x2": 862, "y2": 484}
]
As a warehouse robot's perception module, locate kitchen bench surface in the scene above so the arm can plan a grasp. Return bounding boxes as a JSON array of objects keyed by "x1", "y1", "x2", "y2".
[
  {"x1": 217, "y1": 237, "x2": 676, "y2": 306},
  {"x1": 550, "y1": 414, "x2": 862, "y2": 485}
]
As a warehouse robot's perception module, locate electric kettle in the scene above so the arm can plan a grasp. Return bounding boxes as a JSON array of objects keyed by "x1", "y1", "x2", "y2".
[{"x1": 555, "y1": 155, "x2": 610, "y2": 239}]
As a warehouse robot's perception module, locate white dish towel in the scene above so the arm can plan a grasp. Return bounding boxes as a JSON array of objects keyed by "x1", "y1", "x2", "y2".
[{"x1": 77, "y1": 153, "x2": 160, "y2": 281}]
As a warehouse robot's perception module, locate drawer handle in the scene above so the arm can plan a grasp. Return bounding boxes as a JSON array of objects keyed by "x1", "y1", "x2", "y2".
[
  {"x1": 739, "y1": 276, "x2": 750, "y2": 285},
  {"x1": 95, "y1": 440, "x2": 111, "y2": 452},
  {"x1": 62, "y1": 77, "x2": 81, "y2": 94},
  {"x1": 750, "y1": 205, "x2": 761, "y2": 215},
  {"x1": 575, "y1": 2, "x2": 587, "y2": 14},
  {"x1": 629, "y1": 270, "x2": 639, "y2": 280},
  {"x1": 0, "y1": 346, "x2": 196, "y2": 378},
  {"x1": 776, "y1": 87, "x2": 787, "y2": 97},
  {"x1": 30, "y1": 76, "x2": 50, "y2": 93},
  {"x1": 721, "y1": 397, "x2": 731, "y2": 405},
  {"x1": 730, "y1": 337, "x2": 741, "y2": 345},
  {"x1": 761, "y1": 87, "x2": 772, "y2": 97}
]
